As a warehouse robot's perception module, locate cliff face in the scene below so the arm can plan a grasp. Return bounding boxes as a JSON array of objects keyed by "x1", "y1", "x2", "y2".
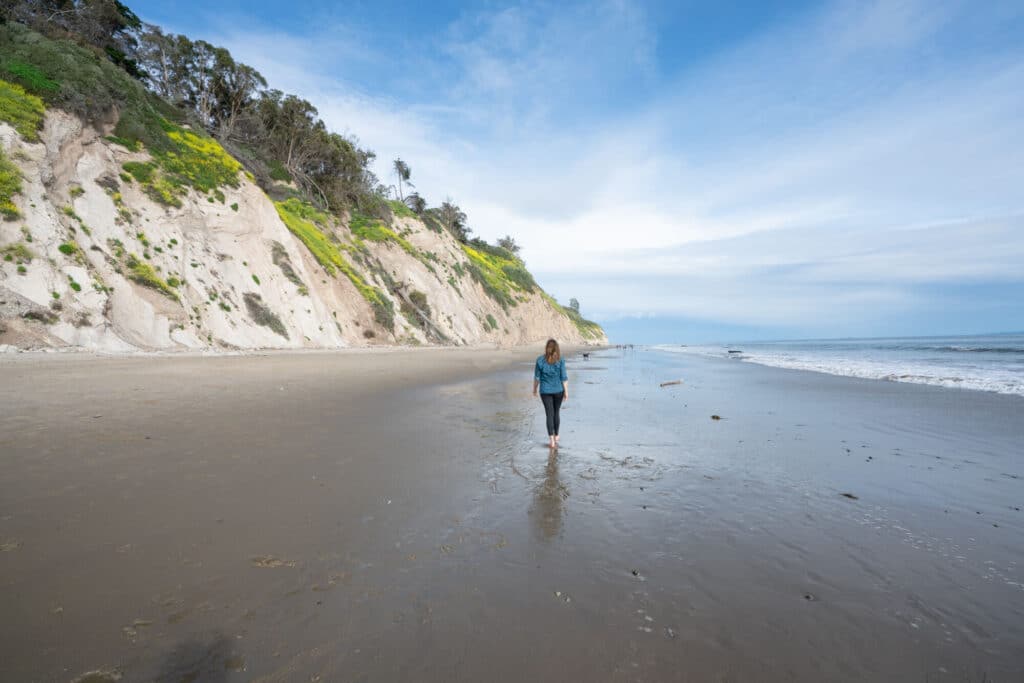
[{"x1": 0, "y1": 111, "x2": 605, "y2": 352}]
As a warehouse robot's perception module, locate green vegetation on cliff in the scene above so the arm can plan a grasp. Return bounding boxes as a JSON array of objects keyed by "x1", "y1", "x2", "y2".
[
  {"x1": 562, "y1": 306, "x2": 604, "y2": 340},
  {"x1": 119, "y1": 121, "x2": 241, "y2": 206},
  {"x1": 274, "y1": 198, "x2": 394, "y2": 330},
  {"x1": 125, "y1": 253, "x2": 178, "y2": 301},
  {"x1": 1, "y1": 24, "x2": 240, "y2": 204},
  {"x1": 461, "y1": 241, "x2": 536, "y2": 311},
  {"x1": 0, "y1": 22, "x2": 182, "y2": 149},
  {"x1": 0, "y1": 148, "x2": 22, "y2": 219},
  {"x1": 0, "y1": 77, "x2": 45, "y2": 140}
]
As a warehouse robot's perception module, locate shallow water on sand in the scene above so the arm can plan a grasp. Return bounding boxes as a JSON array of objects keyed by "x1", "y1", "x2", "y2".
[{"x1": 1, "y1": 348, "x2": 1022, "y2": 681}]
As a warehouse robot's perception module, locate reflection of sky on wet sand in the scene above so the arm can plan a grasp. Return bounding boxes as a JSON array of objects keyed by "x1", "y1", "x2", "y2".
[{"x1": 457, "y1": 348, "x2": 1024, "y2": 681}]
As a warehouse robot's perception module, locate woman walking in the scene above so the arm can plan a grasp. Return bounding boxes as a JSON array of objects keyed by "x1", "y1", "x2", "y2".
[{"x1": 534, "y1": 338, "x2": 569, "y2": 449}]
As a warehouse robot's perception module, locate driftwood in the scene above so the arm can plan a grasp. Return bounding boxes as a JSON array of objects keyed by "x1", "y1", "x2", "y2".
[{"x1": 659, "y1": 379, "x2": 683, "y2": 387}]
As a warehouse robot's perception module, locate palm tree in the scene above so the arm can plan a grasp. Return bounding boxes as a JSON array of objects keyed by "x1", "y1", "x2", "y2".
[{"x1": 392, "y1": 158, "x2": 412, "y2": 201}]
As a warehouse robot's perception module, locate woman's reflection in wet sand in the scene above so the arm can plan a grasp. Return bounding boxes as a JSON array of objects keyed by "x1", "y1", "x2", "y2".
[{"x1": 534, "y1": 450, "x2": 567, "y2": 540}]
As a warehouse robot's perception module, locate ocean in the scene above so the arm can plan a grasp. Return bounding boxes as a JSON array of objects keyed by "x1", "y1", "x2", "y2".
[{"x1": 654, "y1": 333, "x2": 1024, "y2": 397}]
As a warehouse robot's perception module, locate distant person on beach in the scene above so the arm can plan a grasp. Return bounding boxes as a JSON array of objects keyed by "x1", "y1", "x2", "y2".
[{"x1": 534, "y1": 338, "x2": 569, "y2": 449}]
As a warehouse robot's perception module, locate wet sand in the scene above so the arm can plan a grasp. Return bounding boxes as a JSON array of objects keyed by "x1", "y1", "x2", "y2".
[{"x1": 1, "y1": 347, "x2": 1022, "y2": 681}]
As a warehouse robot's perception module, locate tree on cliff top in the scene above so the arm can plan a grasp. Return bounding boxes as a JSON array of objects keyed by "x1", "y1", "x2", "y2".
[
  {"x1": 2, "y1": 0, "x2": 142, "y2": 76},
  {"x1": 497, "y1": 236, "x2": 520, "y2": 254},
  {"x1": 392, "y1": 158, "x2": 412, "y2": 202},
  {"x1": 438, "y1": 200, "x2": 470, "y2": 242},
  {"x1": 404, "y1": 192, "x2": 426, "y2": 215}
]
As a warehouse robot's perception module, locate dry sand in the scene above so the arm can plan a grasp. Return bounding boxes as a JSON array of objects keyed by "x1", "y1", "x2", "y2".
[{"x1": 1, "y1": 345, "x2": 1022, "y2": 682}]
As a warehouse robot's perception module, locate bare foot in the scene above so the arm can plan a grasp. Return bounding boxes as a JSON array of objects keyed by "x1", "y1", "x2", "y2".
[{"x1": 549, "y1": 437, "x2": 557, "y2": 449}]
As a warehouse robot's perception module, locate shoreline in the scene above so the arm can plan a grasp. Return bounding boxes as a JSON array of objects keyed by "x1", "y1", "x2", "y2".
[
  {"x1": 664, "y1": 347, "x2": 1024, "y2": 402},
  {"x1": 654, "y1": 337, "x2": 1024, "y2": 398}
]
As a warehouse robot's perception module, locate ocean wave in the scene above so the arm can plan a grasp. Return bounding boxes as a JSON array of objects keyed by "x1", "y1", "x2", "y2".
[
  {"x1": 740, "y1": 355, "x2": 1024, "y2": 396},
  {"x1": 870, "y1": 345, "x2": 1024, "y2": 354},
  {"x1": 651, "y1": 344, "x2": 1024, "y2": 396}
]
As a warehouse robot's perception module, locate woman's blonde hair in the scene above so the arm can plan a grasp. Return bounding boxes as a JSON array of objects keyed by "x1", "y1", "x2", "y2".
[{"x1": 544, "y1": 338, "x2": 560, "y2": 363}]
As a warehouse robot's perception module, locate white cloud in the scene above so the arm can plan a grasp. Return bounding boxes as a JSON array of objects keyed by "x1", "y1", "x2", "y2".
[{"x1": 190, "y1": 0, "x2": 1023, "y2": 333}]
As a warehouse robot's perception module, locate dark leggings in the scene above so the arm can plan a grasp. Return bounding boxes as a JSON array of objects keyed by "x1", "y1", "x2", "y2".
[{"x1": 540, "y1": 392, "x2": 564, "y2": 436}]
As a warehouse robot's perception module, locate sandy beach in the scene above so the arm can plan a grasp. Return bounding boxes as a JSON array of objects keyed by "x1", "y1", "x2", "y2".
[{"x1": 1, "y1": 346, "x2": 1022, "y2": 682}]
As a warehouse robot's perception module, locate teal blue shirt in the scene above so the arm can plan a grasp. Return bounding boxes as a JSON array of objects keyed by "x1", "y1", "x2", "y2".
[{"x1": 535, "y1": 356, "x2": 568, "y2": 394}]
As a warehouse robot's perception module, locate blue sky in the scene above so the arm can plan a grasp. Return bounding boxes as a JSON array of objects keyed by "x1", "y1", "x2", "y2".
[{"x1": 130, "y1": 0, "x2": 1024, "y2": 343}]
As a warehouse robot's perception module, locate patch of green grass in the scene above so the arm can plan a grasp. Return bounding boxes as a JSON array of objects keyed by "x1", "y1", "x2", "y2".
[
  {"x1": 0, "y1": 78, "x2": 45, "y2": 141},
  {"x1": 123, "y1": 161, "x2": 155, "y2": 183},
  {"x1": 20, "y1": 226, "x2": 32, "y2": 242},
  {"x1": 68, "y1": 277, "x2": 81, "y2": 292},
  {"x1": 388, "y1": 199, "x2": 416, "y2": 219},
  {"x1": 0, "y1": 148, "x2": 22, "y2": 219},
  {"x1": 51, "y1": 291, "x2": 60, "y2": 300},
  {"x1": 230, "y1": 202, "x2": 239, "y2": 212},
  {"x1": 252, "y1": 274, "x2": 260, "y2": 285},
  {"x1": 166, "y1": 276, "x2": 180, "y2": 288},
  {"x1": 17, "y1": 264, "x2": 26, "y2": 274},
  {"x1": 268, "y1": 159, "x2": 292, "y2": 183},
  {"x1": 106, "y1": 135, "x2": 141, "y2": 151},
  {"x1": 58, "y1": 242, "x2": 77, "y2": 256},
  {"x1": 1, "y1": 61, "x2": 59, "y2": 94},
  {"x1": 69, "y1": 186, "x2": 84, "y2": 198},
  {"x1": 219, "y1": 301, "x2": 231, "y2": 312},
  {"x1": 275, "y1": 198, "x2": 394, "y2": 330},
  {"x1": 125, "y1": 253, "x2": 179, "y2": 302},
  {"x1": 349, "y1": 212, "x2": 418, "y2": 255},
  {"x1": 485, "y1": 313, "x2": 498, "y2": 331}
]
